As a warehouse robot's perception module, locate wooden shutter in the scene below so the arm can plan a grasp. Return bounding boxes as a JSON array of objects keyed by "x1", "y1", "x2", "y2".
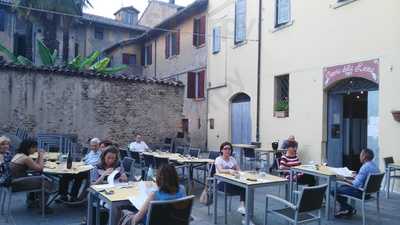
[
  {"x1": 0, "y1": 10, "x2": 5, "y2": 31},
  {"x1": 187, "y1": 72, "x2": 196, "y2": 98},
  {"x1": 277, "y1": 0, "x2": 290, "y2": 26},
  {"x1": 141, "y1": 46, "x2": 145, "y2": 66},
  {"x1": 197, "y1": 70, "x2": 205, "y2": 98},
  {"x1": 147, "y1": 44, "x2": 152, "y2": 65},
  {"x1": 176, "y1": 30, "x2": 180, "y2": 55},
  {"x1": 199, "y1": 16, "x2": 206, "y2": 46},
  {"x1": 235, "y1": 0, "x2": 246, "y2": 43},
  {"x1": 193, "y1": 18, "x2": 199, "y2": 46},
  {"x1": 122, "y1": 54, "x2": 129, "y2": 65},
  {"x1": 165, "y1": 34, "x2": 170, "y2": 58}
]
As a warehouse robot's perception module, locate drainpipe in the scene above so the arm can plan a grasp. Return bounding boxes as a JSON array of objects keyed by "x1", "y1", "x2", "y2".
[
  {"x1": 154, "y1": 39, "x2": 157, "y2": 78},
  {"x1": 255, "y1": 0, "x2": 263, "y2": 144}
]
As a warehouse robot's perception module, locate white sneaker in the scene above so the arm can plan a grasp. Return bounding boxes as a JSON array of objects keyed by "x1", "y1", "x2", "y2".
[
  {"x1": 237, "y1": 206, "x2": 246, "y2": 215},
  {"x1": 241, "y1": 219, "x2": 256, "y2": 225}
]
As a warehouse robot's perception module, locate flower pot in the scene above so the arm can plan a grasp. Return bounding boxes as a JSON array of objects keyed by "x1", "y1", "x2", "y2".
[
  {"x1": 391, "y1": 110, "x2": 400, "y2": 122},
  {"x1": 274, "y1": 111, "x2": 288, "y2": 118}
]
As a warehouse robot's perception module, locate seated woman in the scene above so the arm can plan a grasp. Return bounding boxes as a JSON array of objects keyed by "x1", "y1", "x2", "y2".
[
  {"x1": 215, "y1": 142, "x2": 255, "y2": 225},
  {"x1": 128, "y1": 164, "x2": 186, "y2": 225},
  {"x1": 10, "y1": 139, "x2": 53, "y2": 209},
  {"x1": 92, "y1": 146, "x2": 128, "y2": 185},
  {"x1": 279, "y1": 144, "x2": 316, "y2": 186},
  {"x1": 0, "y1": 136, "x2": 12, "y2": 186}
]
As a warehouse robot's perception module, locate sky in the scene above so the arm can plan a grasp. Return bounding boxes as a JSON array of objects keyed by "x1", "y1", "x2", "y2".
[{"x1": 84, "y1": 0, "x2": 195, "y2": 18}]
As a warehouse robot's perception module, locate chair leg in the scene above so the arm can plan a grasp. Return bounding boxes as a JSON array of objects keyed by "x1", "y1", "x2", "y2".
[
  {"x1": 362, "y1": 201, "x2": 366, "y2": 225},
  {"x1": 377, "y1": 192, "x2": 380, "y2": 213},
  {"x1": 6, "y1": 188, "x2": 12, "y2": 222},
  {"x1": 228, "y1": 196, "x2": 232, "y2": 212},
  {"x1": 264, "y1": 197, "x2": 268, "y2": 225}
]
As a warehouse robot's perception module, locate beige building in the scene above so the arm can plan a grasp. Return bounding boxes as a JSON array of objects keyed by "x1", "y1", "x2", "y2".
[
  {"x1": 206, "y1": 0, "x2": 400, "y2": 178},
  {"x1": 105, "y1": 0, "x2": 208, "y2": 150}
]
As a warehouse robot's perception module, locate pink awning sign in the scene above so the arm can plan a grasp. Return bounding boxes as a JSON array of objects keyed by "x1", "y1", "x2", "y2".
[{"x1": 323, "y1": 59, "x2": 379, "y2": 88}]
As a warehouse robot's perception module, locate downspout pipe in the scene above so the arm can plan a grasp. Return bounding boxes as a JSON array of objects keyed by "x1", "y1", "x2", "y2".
[{"x1": 255, "y1": 0, "x2": 263, "y2": 145}]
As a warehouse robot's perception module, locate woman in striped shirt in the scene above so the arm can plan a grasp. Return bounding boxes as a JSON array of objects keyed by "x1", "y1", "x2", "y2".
[{"x1": 279, "y1": 144, "x2": 316, "y2": 186}]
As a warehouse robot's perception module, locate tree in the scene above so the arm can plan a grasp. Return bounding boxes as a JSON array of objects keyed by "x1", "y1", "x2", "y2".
[{"x1": 13, "y1": 0, "x2": 92, "y2": 61}]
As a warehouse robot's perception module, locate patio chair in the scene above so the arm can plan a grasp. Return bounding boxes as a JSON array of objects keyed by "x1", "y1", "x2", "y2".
[
  {"x1": 154, "y1": 156, "x2": 169, "y2": 169},
  {"x1": 383, "y1": 157, "x2": 400, "y2": 193},
  {"x1": 146, "y1": 195, "x2": 195, "y2": 225},
  {"x1": 143, "y1": 154, "x2": 155, "y2": 180},
  {"x1": 265, "y1": 184, "x2": 327, "y2": 225},
  {"x1": 335, "y1": 172, "x2": 385, "y2": 225},
  {"x1": 1, "y1": 176, "x2": 47, "y2": 221},
  {"x1": 119, "y1": 149, "x2": 128, "y2": 160},
  {"x1": 129, "y1": 151, "x2": 144, "y2": 180},
  {"x1": 122, "y1": 157, "x2": 134, "y2": 180},
  {"x1": 176, "y1": 146, "x2": 187, "y2": 155},
  {"x1": 243, "y1": 147, "x2": 257, "y2": 170},
  {"x1": 194, "y1": 151, "x2": 220, "y2": 184},
  {"x1": 188, "y1": 148, "x2": 200, "y2": 157}
]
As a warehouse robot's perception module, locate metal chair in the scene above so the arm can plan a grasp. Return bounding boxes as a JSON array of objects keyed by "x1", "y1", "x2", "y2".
[
  {"x1": 146, "y1": 195, "x2": 195, "y2": 225},
  {"x1": 119, "y1": 149, "x2": 128, "y2": 159},
  {"x1": 243, "y1": 147, "x2": 257, "y2": 170},
  {"x1": 154, "y1": 156, "x2": 169, "y2": 170},
  {"x1": 194, "y1": 151, "x2": 220, "y2": 184},
  {"x1": 335, "y1": 173, "x2": 385, "y2": 225},
  {"x1": 265, "y1": 184, "x2": 327, "y2": 225},
  {"x1": 383, "y1": 157, "x2": 400, "y2": 193},
  {"x1": 188, "y1": 148, "x2": 200, "y2": 157},
  {"x1": 176, "y1": 146, "x2": 187, "y2": 155},
  {"x1": 122, "y1": 157, "x2": 134, "y2": 180}
]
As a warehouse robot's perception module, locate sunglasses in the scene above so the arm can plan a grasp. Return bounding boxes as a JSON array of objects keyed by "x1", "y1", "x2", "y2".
[{"x1": 222, "y1": 146, "x2": 231, "y2": 150}]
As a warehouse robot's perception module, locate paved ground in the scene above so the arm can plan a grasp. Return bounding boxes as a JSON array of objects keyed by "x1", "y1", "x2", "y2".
[{"x1": 1, "y1": 182, "x2": 399, "y2": 225}]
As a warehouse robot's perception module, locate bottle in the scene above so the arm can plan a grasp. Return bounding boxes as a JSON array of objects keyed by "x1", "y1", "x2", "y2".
[
  {"x1": 66, "y1": 150, "x2": 73, "y2": 169},
  {"x1": 147, "y1": 167, "x2": 154, "y2": 181}
]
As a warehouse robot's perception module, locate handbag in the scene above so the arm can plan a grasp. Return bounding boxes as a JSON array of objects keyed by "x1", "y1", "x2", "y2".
[{"x1": 118, "y1": 209, "x2": 135, "y2": 225}]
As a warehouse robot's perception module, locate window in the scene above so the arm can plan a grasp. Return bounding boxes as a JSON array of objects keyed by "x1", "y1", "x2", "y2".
[
  {"x1": 193, "y1": 16, "x2": 206, "y2": 47},
  {"x1": 212, "y1": 27, "x2": 221, "y2": 54},
  {"x1": 182, "y1": 119, "x2": 189, "y2": 133},
  {"x1": 234, "y1": 0, "x2": 246, "y2": 44},
  {"x1": 209, "y1": 119, "x2": 215, "y2": 129},
  {"x1": 122, "y1": 53, "x2": 136, "y2": 65},
  {"x1": 74, "y1": 43, "x2": 79, "y2": 57},
  {"x1": 0, "y1": 10, "x2": 5, "y2": 32},
  {"x1": 165, "y1": 31, "x2": 180, "y2": 58},
  {"x1": 275, "y1": 0, "x2": 291, "y2": 27},
  {"x1": 187, "y1": 70, "x2": 205, "y2": 99},
  {"x1": 123, "y1": 13, "x2": 135, "y2": 25},
  {"x1": 94, "y1": 27, "x2": 104, "y2": 40},
  {"x1": 141, "y1": 44, "x2": 152, "y2": 66},
  {"x1": 198, "y1": 118, "x2": 201, "y2": 129},
  {"x1": 274, "y1": 74, "x2": 289, "y2": 116}
]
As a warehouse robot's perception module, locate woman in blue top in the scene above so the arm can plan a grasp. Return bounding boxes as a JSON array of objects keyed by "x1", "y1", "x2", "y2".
[{"x1": 131, "y1": 164, "x2": 186, "y2": 225}]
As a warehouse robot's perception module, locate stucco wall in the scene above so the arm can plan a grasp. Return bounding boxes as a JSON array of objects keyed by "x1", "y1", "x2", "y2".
[
  {"x1": 139, "y1": 1, "x2": 179, "y2": 28},
  {"x1": 0, "y1": 66, "x2": 184, "y2": 147},
  {"x1": 207, "y1": 0, "x2": 260, "y2": 148},
  {"x1": 260, "y1": 0, "x2": 400, "y2": 167}
]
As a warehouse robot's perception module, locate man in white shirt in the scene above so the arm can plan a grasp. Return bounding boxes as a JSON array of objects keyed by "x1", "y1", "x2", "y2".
[{"x1": 129, "y1": 134, "x2": 149, "y2": 152}]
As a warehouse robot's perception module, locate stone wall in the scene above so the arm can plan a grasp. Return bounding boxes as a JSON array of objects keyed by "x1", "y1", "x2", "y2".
[{"x1": 0, "y1": 64, "x2": 184, "y2": 147}]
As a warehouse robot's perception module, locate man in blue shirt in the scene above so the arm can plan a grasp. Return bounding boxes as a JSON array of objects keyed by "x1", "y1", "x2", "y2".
[{"x1": 335, "y1": 148, "x2": 380, "y2": 217}]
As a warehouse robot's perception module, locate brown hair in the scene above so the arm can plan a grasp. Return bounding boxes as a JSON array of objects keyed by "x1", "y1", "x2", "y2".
[
  {"x1": 100, "y1": 146, "x2": 120, "y2": 169},
  {"x1": 156, "y1": 164, "x2": 179, "y2": 194},
  {"x1": 219, "y1": 141, "x2": 233, "y2": 155}
]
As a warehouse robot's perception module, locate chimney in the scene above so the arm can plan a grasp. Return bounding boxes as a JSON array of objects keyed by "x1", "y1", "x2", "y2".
[{"x1": 169, "y1": 0, "x2": 175, "y2": 4}]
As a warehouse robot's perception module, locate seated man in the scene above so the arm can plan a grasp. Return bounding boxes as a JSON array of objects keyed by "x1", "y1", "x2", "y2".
[
  {"x1": 58, "y1": 138, "x2": 101, "y2": 202},
  {"x1": 281, "y1": 135, "x2": 298, "y2": 150},
  {"x1": 129, "y1": 134, "x2": 149, "y2": 153},
  {"x1": 279, "y1": 144, "x2": 316, "y2": 186},
  {"x1": 334, "y1": 148, "x2": 379, "y2": 217}
]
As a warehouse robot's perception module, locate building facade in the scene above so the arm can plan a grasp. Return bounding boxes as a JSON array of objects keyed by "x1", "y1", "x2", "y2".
[
  {"x1": 105, "y1": 0, "x2": 208, "y2": 150},
  {"x1": 206, "y1": 0, "x2": 400, "y2": 176}
]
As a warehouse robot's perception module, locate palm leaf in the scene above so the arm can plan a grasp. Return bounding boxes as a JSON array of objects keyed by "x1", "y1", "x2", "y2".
[
  {"x1": 79, "y1": 51, "x2": 100, "y2": 70},
  {"x1": 17, "y1": 56, "x2": 33, "y2": 65},
  {"x1": 37, "y1": 39, "x2": 56, "y2": 66},
  {"x1": 0, "y1": 42, "x2": 18, "y2": 63},
  {"x1": 68, "y1": 56, "x2": 82, "y2": 69},
  {"x1": 89, "y1": 58, "x2": 110, "y2": 71},
  {"x1": 101, "y1": 65, "x2": 128, "y2": 75}
]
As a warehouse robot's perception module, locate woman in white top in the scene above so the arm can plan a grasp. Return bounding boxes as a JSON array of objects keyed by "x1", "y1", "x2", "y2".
[{"x1": 215, "y1": 142, "x2": 247, "y2": 217}]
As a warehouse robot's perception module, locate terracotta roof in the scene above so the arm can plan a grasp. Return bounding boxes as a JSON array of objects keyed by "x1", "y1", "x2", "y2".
[
  {"x1": 82, "y1": 13, "x2": 149, "y2": 31},
  {"x1": 0, "y1": 62, "x2": 183, "y2": 87}
]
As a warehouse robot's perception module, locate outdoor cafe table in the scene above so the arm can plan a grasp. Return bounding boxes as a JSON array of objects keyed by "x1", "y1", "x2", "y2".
[
  {"x1": 87, "y1": 181, "x2": 156, "y2": 225},
  {"x1": 43, "y1": 161, "x2": 93, "y2": 205},
  {"x1": 31, "y1": 152, "x2": 60, "y2": 161},
  {"x1": 231, "y1": 144, "x2": 257, "y2": 167},
  {"x1": 386, "y1": 163, "x2": 400, "y2": 198},
  {"x1": 142, "y1": 151, "x2": 214, "y2": 193},
  {"x1": 289, "y1": 165, "x2": 339, "y2": 220},
  {"x1": 213, "y1": 171, "x2": 288, "y2": 225}
]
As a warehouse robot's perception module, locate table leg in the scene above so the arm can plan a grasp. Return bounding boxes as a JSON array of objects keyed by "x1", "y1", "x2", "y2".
[
  {"x1": 245, "y1": 188, "x2": 254, "y2": 225},
  {"x1": 108, "y1": 202, "x2": 118, "y2": 225},
  {"x1": 267, "y1": 153, "x2": 271, "y2": 170},
  {"x1": 326, "y1": 176, "x2": 332, "y2": 220},
  {"x1": 239, "y1": 148, "x2": 244, "y2": 168},
  {"x1": 289, "y1": 170, "x2": 294, "y2": 202},
  {"x1": 213, "y1": 177, "x2": 218, "y2": 224},
  {"x1": 95, "y1": 196, "x2": 100, "y2": 225},
  {"x1": 386, "y1": 167, "x2": 390, "y2": 199},
  {"x1": 224, "y1": 183, "x2": 227, "y2": 224},
  {"x1": 87, "y1": 192, "x2": 93, "y2": 225}
]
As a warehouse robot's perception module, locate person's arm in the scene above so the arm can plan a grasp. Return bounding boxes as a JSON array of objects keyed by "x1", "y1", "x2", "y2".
[
  {"x1": 132, "y1": 192, "x2": 155, "y2": 225},
  {"x1": 352, "y1": 165, "x2": 367, "y2": 188},
  {"x1": 25, "y1": 153, "x2": 44, "y2": 171},
  {"x1": 93, "y1": 168, "x2": 113, "y2": 185},
  {"x1": 118, "y1": 167, "x2": 128, "y2": 182},
  {"x1": 215, "y1": 159, "x2": 236, "y2": 174},
  {"x1": 143, "y1": 142, "x2": 149, "y2": 150}
]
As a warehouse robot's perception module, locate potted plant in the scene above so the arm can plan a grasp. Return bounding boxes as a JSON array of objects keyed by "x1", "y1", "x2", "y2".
[
  {"x1": 391, "y1": 110, "x2": 400, "y2": 122},
  {"x1": 274, "y1": 98, "x2": 289, "y2": 118}
]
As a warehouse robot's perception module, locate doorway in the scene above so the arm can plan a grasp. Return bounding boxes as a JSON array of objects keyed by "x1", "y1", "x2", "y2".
[
  {"x1": 326, "y1": 78, "x2": 379, "y2": 171},
  {"x1": 231, "y1": 93, "x2": 251, "y2": 145}
]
